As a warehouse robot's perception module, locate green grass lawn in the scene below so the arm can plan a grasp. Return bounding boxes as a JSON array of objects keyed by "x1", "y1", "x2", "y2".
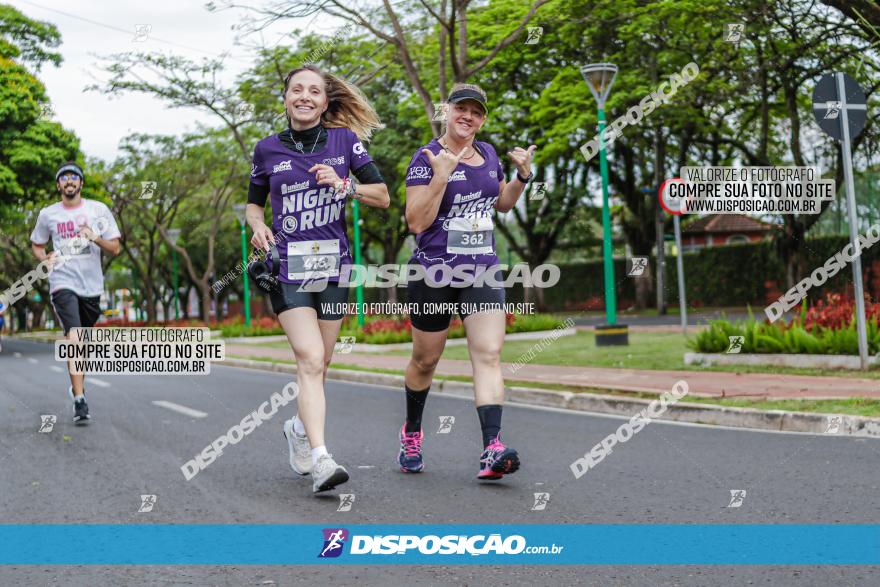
[{"x1": 239, "y1": 330, "x2": 880, "y2": 379}]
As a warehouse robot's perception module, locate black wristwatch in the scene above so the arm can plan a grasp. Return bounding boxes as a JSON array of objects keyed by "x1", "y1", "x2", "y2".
[{"x1": 516, "y1": 171, "x2": 534, "y2": 183}]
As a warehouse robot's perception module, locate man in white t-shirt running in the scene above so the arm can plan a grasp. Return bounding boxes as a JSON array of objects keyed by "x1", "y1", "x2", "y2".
[{"x1": 30, "y1": 162, "x2": 121, "y2": 424}]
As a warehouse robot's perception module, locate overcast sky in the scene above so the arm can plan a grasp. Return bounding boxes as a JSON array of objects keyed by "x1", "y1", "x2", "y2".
[{"x1": 8, "y1": 0, "x2": 338, "y2": 162}]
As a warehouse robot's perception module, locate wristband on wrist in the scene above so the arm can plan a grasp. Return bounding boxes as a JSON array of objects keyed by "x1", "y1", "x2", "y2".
[
  {"x1": 335, "y1": 177, "x2": 359, "y2": 200},
  {"x1": 347, "y1": 177, "x2": 361, "y2": 200},
  {"x1": 517, "y1": 171, "x2": 533, "y2": 183}
]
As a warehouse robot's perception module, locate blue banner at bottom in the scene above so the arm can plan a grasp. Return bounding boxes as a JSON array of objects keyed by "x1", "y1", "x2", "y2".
[{"x1": 0, "y1": 524, "x2": 878, "y2": 565}]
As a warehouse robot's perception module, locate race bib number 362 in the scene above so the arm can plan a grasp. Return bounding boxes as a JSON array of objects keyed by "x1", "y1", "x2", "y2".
[{"x1": 446, "y1": 216, "x2": 494, "y2": 255}]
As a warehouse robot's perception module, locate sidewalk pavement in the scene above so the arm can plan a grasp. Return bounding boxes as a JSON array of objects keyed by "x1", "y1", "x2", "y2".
[{"x1": 225, "y1": 344, "x2": 880, "y2": 401}]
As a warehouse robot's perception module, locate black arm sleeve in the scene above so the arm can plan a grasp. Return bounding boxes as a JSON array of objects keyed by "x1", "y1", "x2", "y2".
[
  {"x1": 352, "y1": 161, "x2": 384, "y2": 185},
  {"x1": 248, "y1": 182, "x2": 269, "y2": 207}
]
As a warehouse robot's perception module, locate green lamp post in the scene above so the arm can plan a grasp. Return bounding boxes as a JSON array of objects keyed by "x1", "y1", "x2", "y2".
[
  {"x1": 580, "y1": 62, "x2": 628, "y2": 346},
  {"x1": 351, "y1": 202, "x2": 365, "y2": 329}
]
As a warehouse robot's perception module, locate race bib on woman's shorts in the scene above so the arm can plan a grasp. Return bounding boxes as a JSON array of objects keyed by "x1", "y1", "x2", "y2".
[{"x1": 287, "y1": 239, "x2": 341, "y2": 280}]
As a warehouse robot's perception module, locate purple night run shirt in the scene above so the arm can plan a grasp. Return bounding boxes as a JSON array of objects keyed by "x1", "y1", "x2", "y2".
[
  {"x1": 405, "y1": 138, "x2": 505, "y2": 277},
  {"x1": 250, "y1": 127, "x2": 372, "y2": 284}
]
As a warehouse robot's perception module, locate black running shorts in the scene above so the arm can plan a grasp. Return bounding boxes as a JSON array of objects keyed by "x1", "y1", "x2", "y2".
[
  {"x1": 407, "y1": 270, "x2": 506, "y2": 332},
  {"x1": 50, "y1": 289, "x2": 102, "y2": 335},
  {"x1": 270, "y1": 281, "x2": 349, "y2": 320}
]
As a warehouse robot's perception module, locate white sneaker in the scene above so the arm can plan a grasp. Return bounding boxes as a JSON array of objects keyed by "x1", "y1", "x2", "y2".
[
  {"x1": 283, "y1": 418, "x2": 312, "y2": 475},
  {"x1": 311, "y1": 454, "x2": 349, "y2": 493}
]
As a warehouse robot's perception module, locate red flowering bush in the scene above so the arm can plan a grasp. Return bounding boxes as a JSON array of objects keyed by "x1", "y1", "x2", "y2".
[
  {"x1": 803, "y1": 292, "x2": 880, "y2": 332},
  {"x1": 99, "y1": 317, "x2": 211, "y2": 328},
  {"x1": 363, "y1": 317, "x2": 411, "y2": 335}
]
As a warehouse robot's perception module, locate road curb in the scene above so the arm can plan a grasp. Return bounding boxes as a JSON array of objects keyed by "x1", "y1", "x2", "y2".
[
  {"x1": 220, "y1": 357, "x2": 880, "y2": 438},
  {"x1": 685, "y1": 351, "x2": 880, "y2": 370},
  {"x1": 11, "y1": 335, "x2": 879, "y2": 438}
]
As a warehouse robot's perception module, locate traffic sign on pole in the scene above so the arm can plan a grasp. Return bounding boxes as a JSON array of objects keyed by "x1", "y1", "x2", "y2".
[
  {"x1": 812, "y1": 73, "x2": 866, "y2": 141},
  {"x1": 812, "y1": 72, "x2": 869, "y2": 369},
  {"x1": 659, "y1": 179, "x2": 688, "y2": 334}
]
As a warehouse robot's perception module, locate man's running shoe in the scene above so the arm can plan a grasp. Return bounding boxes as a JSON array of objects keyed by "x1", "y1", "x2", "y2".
[
  {"x1": 69, "y1": 386, "x2": 90, "y2": 424},
  {"x1": 311, "y1": 454, "x2": 349, "y2": 493},
  {"x1": 398, "y1": 423, "x2": 424, "y2": 473},
  {"x1": 477, "y1": 435, "x2": 519, "y2": 480},
  {"x1": 283, "y1": 417, "x2": 312, "y2": 475}
]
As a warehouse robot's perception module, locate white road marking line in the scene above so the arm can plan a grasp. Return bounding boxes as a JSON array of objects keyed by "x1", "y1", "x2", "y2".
[
  {"x1": 89, "y1": 378, "x2": 111, "y2": 388},
  {"x1": 357, "y1": 465, "x2": 375, "y2": 469},
  {"x1": 50, "y1": 366, "x2": 64, "y2": 373},
  {"x1": 151, "y1": 400, "x2": 207, "y2": 419},
  {"x1": 27, "y1": 358, "x2": 38, "y2": 364}
]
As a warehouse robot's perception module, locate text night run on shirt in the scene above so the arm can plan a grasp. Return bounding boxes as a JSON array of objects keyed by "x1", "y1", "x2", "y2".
[
  {"x1": 448, "y1": 190, "x2": 498, "y2": 217},
  {"x1": 281, "y1": 185, "x2": 344, "y2": 231}
]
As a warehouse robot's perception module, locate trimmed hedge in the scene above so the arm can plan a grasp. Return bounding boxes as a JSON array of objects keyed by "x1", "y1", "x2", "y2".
[{"x1": 500, "y1": 235, "x2": 874, "y2": 311}]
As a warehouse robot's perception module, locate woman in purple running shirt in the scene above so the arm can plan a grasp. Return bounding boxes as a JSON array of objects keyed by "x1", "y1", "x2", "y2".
[
  {"x1": 246, "y1": 65, "x2": 390, "y2": 493},
  {"x1": 396, "y1": 83, "x2": 536, "y2": 481}
]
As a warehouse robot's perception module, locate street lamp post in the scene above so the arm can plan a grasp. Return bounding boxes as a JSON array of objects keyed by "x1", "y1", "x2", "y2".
[
  {"x1": 232, "y1": 204, "x2": 251, "y2": 327},
  {"x1": 581, "y1": 62, "x2": 628, "y2": 346},
  {"x1": 166, "y1": 228, "x2": 181, "y2": 321}
]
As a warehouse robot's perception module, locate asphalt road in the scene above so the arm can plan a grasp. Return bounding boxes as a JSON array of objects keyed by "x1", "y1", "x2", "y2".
[{"x1": 1, "y1": 338, "x2": 878, "y2": 586}]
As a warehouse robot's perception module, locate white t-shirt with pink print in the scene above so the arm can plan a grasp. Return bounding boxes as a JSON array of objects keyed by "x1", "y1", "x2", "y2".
[{"x1": 29, "y1": 199, "x2": 121, "y2": 297}]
